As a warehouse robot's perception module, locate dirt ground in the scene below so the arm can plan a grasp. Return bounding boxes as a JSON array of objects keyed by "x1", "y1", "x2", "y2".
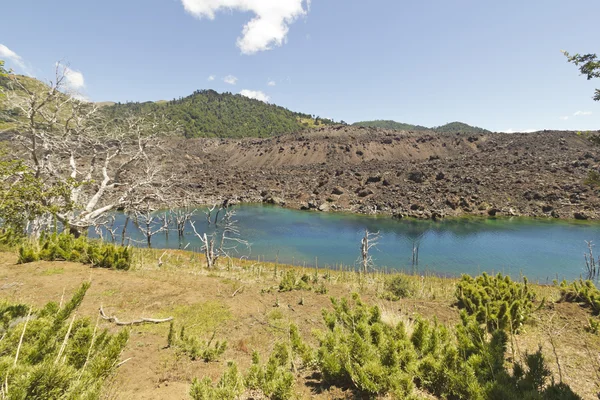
[{"x1": 1, "y1": 249, "x2": 599, "y2": 399}]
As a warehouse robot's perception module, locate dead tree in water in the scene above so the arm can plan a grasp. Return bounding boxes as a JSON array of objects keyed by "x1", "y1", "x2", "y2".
[
  {"x1": 360, "y1": 229, "x2": 380, "y2": 274},
  {"x1": 190, "y1": 203, "x2": 248, "y2": 269},
  {"x1": 585, "y1": 240, "x2": 599, "y2": 280},
  {"x1": 172, "y1": 207, "x2": 195, "y2": 249},
  {"x1": 134, "y1": 203, "x2": 166, "y2": 248}
]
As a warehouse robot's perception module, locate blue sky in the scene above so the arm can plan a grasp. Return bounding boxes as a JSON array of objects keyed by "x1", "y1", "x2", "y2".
[{"x1": 1, "y1": 0, "x2": 599, "y2": 132}]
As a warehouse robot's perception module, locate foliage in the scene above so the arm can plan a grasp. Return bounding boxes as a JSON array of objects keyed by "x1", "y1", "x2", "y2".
[
  {"x1": 245, "y1": 344, "x2": 295, "y2": 400},
  {"x1": 455, "y1": 272, "x2": 535, "y2": 332},
  {"x1": 313, "y1": 294, "x2": 577, "y2": 399},
  {"x1": 171, "y1": 327, "x2": 227, "y2": 362},
  {"x1": 584, "y1": 170, "x2": 600, "y2": 188},
  {"x1": 563, "y1": 51, "x2": 600, "y2": 101},
  {"x1": 381, "y1": 274, "x2": 414, "y2": 300},
  {"x1": 352, "y1": 120, "x2": 429, "y2": 131},
  {"x1": 352, "y1": 120, "x2": 491, "y2": 134},
  {"x1": 277, "y1": 269, "x2": 326, "y2": 293},
  {"x1": 17, "y1": 232, "x2": 132, "y2": 270},
  {"x1": 104, "y1": 89, "x2": 335, "y2": 139},
  {"x1": 189, "y1": 331, "x2": 304, "y2": 400},
  {"x1": 278, "y1": 270, "x2": 311, "y2": 292},
  {"x1": 189, "y1": 361, "x2": 244, "y2": 400},
  {"x1": 432, "y1": 121, "x2": 491, "y2": 134},
  {"x1": 558, "y1": 279, "x2": 600, "y2": 314},
  {"x1": 0, "y1": 146, "x2": 72, "y2": 236},
  {"x1": 0, "y1": 283, "x2": 129, "y2": 399}
]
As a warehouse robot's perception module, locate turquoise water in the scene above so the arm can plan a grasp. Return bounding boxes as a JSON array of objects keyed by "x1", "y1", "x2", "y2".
[{"x1": 105, "y1": 204, "x2": 600, "y2": 281}]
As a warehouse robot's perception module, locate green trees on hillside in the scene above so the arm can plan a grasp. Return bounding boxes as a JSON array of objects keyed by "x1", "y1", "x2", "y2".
[
  {"x1": 352, "y1": 120, "x2": 429, "y2": 131},
  {"x1": 104, "y1": 90, "x2": 334, "y2": 138},
  {"x1": 352, "y1": 119, "x2": 491, "y2": 134},
  {"x1": 563, "y1": 51, "x2": 600, "y2": 101}
]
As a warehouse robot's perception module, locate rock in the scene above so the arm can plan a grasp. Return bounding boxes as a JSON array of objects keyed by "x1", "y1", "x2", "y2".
[
  {"x1": 366, "y1": 175, "x2": 382, "y2": 184},
  {"x1": 435, "y1": 171, "x2": 445, "y2": 181},
  {"x1": 266, "y1": 196, "x2": 286, "y2": 206},
  {"x1": 332, "y1": 186, "x2": 344, "y2": 195},
  {"x1": 357, "y1": 188, "x2": 374, "y2": 198},
  {"x1": 318, "y1": 203, "x2": 331, "y2": 212},
  {"x1": 408, "y1": 171, "x2": 425, "y2": 183},
  {"x1": 574, "y1": 211, "x2": 589, "y2": 220},
  {"x1": 488, "y1": 208, "x2": 500, "y2": 216},
  {"x1": 542, "y1": 205, "x2": 553, "y2": 213}
]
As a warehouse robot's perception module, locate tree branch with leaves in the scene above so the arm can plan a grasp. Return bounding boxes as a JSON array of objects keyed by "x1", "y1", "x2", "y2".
[{"x1": 563, "y1": 50, "x2": 600, "y2": 101}]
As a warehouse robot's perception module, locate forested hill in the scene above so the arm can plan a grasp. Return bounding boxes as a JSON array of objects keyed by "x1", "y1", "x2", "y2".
[
  {"x1": 351, "y1": 120, "x2": 429, "y2": 131},
  {"x1": 102, "y1": 90, "x2": 334, "y2": 138},
  {"x1": 353, "y1": 119, "x2": 491, "y2": 134}
]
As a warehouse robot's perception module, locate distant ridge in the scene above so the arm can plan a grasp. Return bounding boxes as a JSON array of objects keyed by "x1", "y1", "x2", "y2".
[{"x1": 353, "y1": 119, "x2": 491, "y2": 134}]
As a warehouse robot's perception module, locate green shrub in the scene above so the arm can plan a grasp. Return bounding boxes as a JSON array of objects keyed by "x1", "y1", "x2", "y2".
[
  {"x1": 584, "y1": 170, "x2": 600, "y2": 187},
  {"x1": 381, "y1": 274, "x2": 414, "y2": 300},
  {"x1": 17, "y1": 232, "x2": 132, "y2": 270},
  {"x1": 558, "y1": 279, "x2": 600, "y2": 314},
  {"x1": 190, "y1": 361, "x2": 244, "y2": 400},
  {"x1": 278, "y1": 270, "x2": 311, "y2": 292},
  {"x1": 245, "y1": 344, "x2": 295, "y2": 400},
  {"x1": 0, "y1": 283, "x2": 129, "y2": 399},
  {"x1": 314, "y1": 294, "x2": 578, "y2": 399},
  {"x1": 455, "y1": 272, "x2": 535, "y2": 332},
  {"x1": 170, "y1": 327, "x2": 227, "y2": 362}
]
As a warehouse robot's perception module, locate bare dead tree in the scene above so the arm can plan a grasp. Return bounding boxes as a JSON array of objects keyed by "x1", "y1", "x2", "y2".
[
  {"x1": 360, "y1": 229, "x2": 380, "y2": 274},
  {"x1": 121, "y1": 213, "x2": 131, "y2": 246},
  {"x1": 134, "y1": 203, "x2": 166, "y2": 248},
  {"x1": 190, "y1": 205, "x2": 249, "y2": 269},
  {"x1": 584, "y1": 240, "x2": 599, "y2": 280},
  {"x1": 205, "y1": 204, "x2": 217, "y2": 225},
  {"x1": 172, "y1": 206, "x2": 195, "y2": 249},
  {"x1": 1, "y1": 64, "x2": 180, "y2": 237},
  {"x1": 159, "y1": 211, "x2": 172, "y2": 241}
]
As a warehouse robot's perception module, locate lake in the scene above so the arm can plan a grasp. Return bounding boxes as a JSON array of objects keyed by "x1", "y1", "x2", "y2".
[{"x1": 101, "y1": 204, "x2": 600, "y2": 281}]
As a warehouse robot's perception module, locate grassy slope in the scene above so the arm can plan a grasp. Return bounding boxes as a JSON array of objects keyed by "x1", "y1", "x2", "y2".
[{"x1": 1, "y1": 247, "x2": 598, "y2": 399}]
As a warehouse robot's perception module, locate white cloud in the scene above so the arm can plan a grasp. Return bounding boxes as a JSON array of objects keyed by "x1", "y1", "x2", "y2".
[
  {"x1": 223, "y1": 75, "x2": 238, "y2": 85},
  {"x1": 208, "y1": 75, "x2": 215, "y2": 81},
  {"x1": 574, "y1": 110, "x2": 593, "y2": 116},
  {"x1": 559, "y1": 116, "x2": 569, "y2": 121},
  {"x1": 60, "y1": 65, "x2": 85, "y2": 90},
  {"x1": 180, "y1": 0, "x2": 310, "y2": 54},
  {"x1": 503, "y1": 129, "x2": 538, "y2": 133},
  {"x1": 267, "y1": 80, "x2": 276, "y2": 86},
  {"x1": 0, "y1": 44, "x2": 26, "y2": 70},
  {"x1": 240, "y1": 89, "x2": 270, "y2": 102}
]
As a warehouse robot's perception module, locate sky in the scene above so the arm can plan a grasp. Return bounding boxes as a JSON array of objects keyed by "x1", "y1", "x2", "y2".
[{"x1": 1, "y1": 0, "x2": 599, "y2": 132}]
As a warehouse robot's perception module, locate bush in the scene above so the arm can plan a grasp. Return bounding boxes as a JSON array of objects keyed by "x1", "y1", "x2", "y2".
[
  {"x1": 278, "y1": 270, "x2": 311, "y2": 292},
  {"x1": 455, "y1": 272, "x2": 535, "y2": 332},
  {"x1": 558, "y1": 279, "x2": 600, "y2": 314},
  {"x1": 0, "y1": 283, "x2": 129, "y2": 399},
  {"x1": 245, "y1": 344, "x2": 295, "y2": 400},
  {"x1": 17, "y1": 232, "x2": 132, "y2": 270},
  {"x1": 171, "y1": 328, "x2": 227, "y2": 362},
  {"x1": 190, "y1": 361, "x2": 244, "y2": 400},
  {"x1": 381, "y1": 274, "x2": 414, "y2": 300},
  {"x1": 313, "y1": 293, "x2": 578, "y2": 399}
]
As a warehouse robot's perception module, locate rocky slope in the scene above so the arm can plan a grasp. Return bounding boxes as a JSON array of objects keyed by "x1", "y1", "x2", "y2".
[{"x1": 162, "y1": 126, "x2": 600, "y2": 220}]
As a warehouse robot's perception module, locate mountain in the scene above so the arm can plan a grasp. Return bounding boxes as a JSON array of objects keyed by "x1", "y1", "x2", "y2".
[
  {"x1": 353, "y1": 119, "x2": 491, "y2": 134},
  {"x1": 432, "y1": 121, "x2": 491, "y2": 134},
  {"x1": 103, "y1": 90, "x2": 334, "y2": 138},
  {"x1": 351, "y1": 120, "x2": 429, "y2": 131}
]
